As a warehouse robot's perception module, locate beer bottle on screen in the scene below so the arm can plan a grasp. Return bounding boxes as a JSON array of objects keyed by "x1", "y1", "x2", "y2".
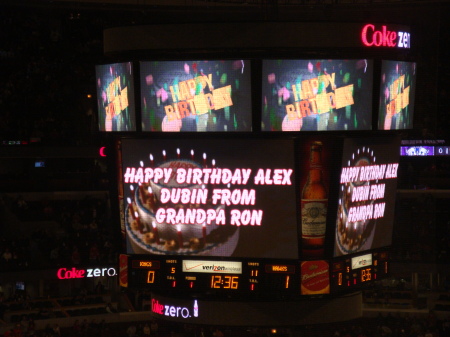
[{"x1": 301, "y1": 141, "x2": 327, "y2": 257}]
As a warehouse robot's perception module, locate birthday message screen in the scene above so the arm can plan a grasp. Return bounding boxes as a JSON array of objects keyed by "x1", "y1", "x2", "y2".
[{"x1": 120, "y1": 138, "x2": 298, "y2": 259}]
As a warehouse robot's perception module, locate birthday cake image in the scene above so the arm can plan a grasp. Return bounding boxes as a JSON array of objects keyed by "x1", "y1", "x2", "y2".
[
  {"x1": 335, "y1": 146, "x2": 376, "y2": 255},
  {"x1": 125, "y1": 149, "x2": 239, "y2": 256}
]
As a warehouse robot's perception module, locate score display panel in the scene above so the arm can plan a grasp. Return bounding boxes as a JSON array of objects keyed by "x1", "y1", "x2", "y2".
[
  {"x1": 127, "y1": 256, "x2": 300, "y2": 299},
  {"x1": 124, "y1": 250, "x2": 390, "y2": 299},
  {"x1": 330, "y1": 250, "x2": 390, "y2": 294}
]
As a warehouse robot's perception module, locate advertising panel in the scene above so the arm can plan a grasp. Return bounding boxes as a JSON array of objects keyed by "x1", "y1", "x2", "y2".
[
  {"x1": 262, "y1": 59, "x2": 373, "y2": 131},
  {"x1": 95, "y1": 62, "x2": 136, "y2": 132},
  {"x1": 300, "y1": 260, "x2": 330, "y2": 295},
  {"x1": 140, "y1": 60, "x2": 252, "y2": 132},
  {"x1": 296, "y1": 136, "x2": 340, "y2": 259}
]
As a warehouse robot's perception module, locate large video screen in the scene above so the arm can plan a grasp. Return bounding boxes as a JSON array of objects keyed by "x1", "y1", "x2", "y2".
[
  {"x1": 120, "y1": 138, "x2": 298, "y2": 259},
  {"x1": 140, "y1": 60, "x2": 252, "y2": 132},
  {"x1": 378, "y1": 60, "x2": 416, "y2": 130},
  {"x1": 95, "y1": 62, "x2": 136, "y2": 132},
  {"x1": 334, "y1": 136, "x2": 400, "y2": 256},
  {"x1": 262, "y1": 59, "x2": 374, "y2": 131}
]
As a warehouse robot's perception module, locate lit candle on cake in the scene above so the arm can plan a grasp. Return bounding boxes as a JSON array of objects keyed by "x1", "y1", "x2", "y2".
[
  {"x1": 177, "y1": 148, "x2": 180, "y2": 159},
  {"x1": 146, "y1": 186, "x2": 155, "y2": 211},
  {"x1": 203, "y1": 153, "x2": 207, "y2": 167},
  {"x1": 149, "y1": 154, "x2": 154, "y2": 167},
  {"x1": 130, "y1": 185, "x2": 135, "y2": 201},
  {"x1": 191, "y1": 149, "x2": 194, "y2": 160},
  {"x1": 202, "y1": 223, "x2": 207, "y2": 244},
  {"x1": 127, "y1": 197, "x2": 136, "y2": 219},
  {"x1": 162, "y1": 150, "x2": 166, "y2": 162},
  {"x1": 133, "y1": 211, "x2": 142, "y2": 232},
  {"x1": 212, "y1": 159, "x2": 216, "y2": 168},
  {"x1": 177, "y1": 224, "x2": 183, "y2": 248},
  {"x1": 138, "y1": 182, "x2": 145, "y2": 202},
  {"x1": 152, "y1": 221, "x2": 160, "y2": 244}
]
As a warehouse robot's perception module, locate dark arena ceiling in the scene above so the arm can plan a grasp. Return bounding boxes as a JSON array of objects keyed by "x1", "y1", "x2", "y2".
[{"x1": 4, "y1": 0, "x2": 450, "y2": 26}]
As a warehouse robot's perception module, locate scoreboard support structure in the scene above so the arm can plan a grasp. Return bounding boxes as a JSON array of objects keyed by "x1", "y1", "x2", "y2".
[{"x1": 147, "y1": 291, "x2": 363, "y2": 326}]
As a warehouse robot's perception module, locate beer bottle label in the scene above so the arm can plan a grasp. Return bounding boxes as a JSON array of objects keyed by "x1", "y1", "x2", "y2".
[{"x1": 301, "y1": 199, "x2": 327, "y2": 237}]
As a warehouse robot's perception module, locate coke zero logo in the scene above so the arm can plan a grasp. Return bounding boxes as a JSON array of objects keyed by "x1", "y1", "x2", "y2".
[
  {"x1": 151, "y1": 299, "x2": 192, "y2": 318},
  {"x1": 361, "y1": 24, "x2": 410, "y2": 48},
  {"x1": 57, "y1": 267, "x2": 117, "y2": 279}
]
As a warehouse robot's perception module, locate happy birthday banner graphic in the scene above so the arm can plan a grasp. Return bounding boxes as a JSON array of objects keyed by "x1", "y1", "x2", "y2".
[
  {"x1": 378, "y1": 60, "x2": 416, "y2": 130},
  {"x1": 96, "y1": 62, "x2": 136, "y2": 132},
  {"x1": 262, "y1": 59, "x2": 374, "y2": 132},
  {"x1": 140, "y1": 60, "x2": 252, "y2": 132}
]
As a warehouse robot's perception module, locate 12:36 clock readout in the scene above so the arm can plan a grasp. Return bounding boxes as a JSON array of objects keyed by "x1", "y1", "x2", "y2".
[{"x1": 210, "y1": 275, "x2": 239, "y2": 289}]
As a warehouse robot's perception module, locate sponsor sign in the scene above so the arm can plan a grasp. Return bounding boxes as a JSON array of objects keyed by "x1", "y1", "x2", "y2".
[
  {"x1": 351, "y1": 254, "x2": 373, "y2": 270},
  {"x1": 182, "y1": 260, "x2": 242, "y2": 274},
  {"x1": 57, "y1": 267, "x2": 117, "y2": 280},
  {"x1": 300, "y1": 260, "x2": 330, "y2": 295},
  {"x1": 361, "y1": 23, "x2": 410, "y2": 48},
  {"x1": 152, "y1": 298, "x2": 199, "y2": 318}
]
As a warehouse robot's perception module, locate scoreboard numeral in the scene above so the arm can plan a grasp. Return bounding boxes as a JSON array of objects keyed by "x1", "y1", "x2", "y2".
[
  {"x1": 361, "y1": 268, "x2": 372, "y2": 282},
  {"x1": 171, "y1": 267, "x2": 176, "y2": 274},
  {"x1": 147, "y1": 271, "x2": 155, "y2": 284}
]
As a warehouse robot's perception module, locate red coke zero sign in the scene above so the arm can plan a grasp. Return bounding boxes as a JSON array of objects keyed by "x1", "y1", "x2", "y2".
[
  {"x1": 361, "y1": 24, "x2": 410, "y2": 48},
  {"x1": 57, "y1": 267, "x2": 117, "y2": 279}
]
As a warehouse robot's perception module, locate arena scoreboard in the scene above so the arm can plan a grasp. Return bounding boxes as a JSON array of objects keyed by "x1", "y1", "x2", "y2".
[{"x1": 120, "y1": 250, "x2": 390, "y2": 299}]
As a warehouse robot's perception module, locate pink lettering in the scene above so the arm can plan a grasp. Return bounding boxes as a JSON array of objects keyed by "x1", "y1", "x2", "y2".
[
  {"x1": 56, "y1": 268, "x2": 85, "y2": 280},
  {"x1": 152, "y1": 299, "x2": 164, "y2": 315},
  {"x1": 211, "y1": 189, "x2": 256, "y2": 206},
  {"x1": 230, "y1": 209, "x2": 263, "y2": 226},
  {"x1": 361, "y1": 24, "x2": 399, "y2": 48},
  {"x1": 124, "y1": 167, "x2": 136, "y2": 183}
]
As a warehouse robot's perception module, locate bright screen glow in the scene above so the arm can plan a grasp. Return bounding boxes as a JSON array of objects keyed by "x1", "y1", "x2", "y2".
[
  {"x1": 95, "y1": 62, "x2": 136, "y2": 132},
  {"x1": 140, "y1": 60, "x2": 252, "y2": 132},
  {"x1": 261, "y1": 59, "x2": 373, "y2": 131},
  {"x1": 378, "y1": 60, "x2": 416, "y2": 130},
  {"x1": 334, "y1": 136, "x2": 400, "y2": 256},
  {"x1": 120, "y1": 138, "x2": 298, "y2": 259}
]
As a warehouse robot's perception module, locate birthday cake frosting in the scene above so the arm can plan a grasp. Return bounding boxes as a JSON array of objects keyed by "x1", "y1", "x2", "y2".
[{"x1": 126, "y1": 150, "x2": 239, "y2": 256}]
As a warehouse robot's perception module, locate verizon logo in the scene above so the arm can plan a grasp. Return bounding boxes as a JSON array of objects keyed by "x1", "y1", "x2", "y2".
[{"x1": 182, "y1": 260, "x2": 242, "y2": 274}]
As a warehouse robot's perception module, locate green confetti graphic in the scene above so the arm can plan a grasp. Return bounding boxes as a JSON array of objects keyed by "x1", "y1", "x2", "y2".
[
  {"x1": 343, "y1": 72, "x2": 350, "y2": 84},
  {"x1": 220, "y1": 73, "x2": 227, "y2": 85},
  {"x1": 345, "y1": 105, "x2": 351, "y2": 119}
]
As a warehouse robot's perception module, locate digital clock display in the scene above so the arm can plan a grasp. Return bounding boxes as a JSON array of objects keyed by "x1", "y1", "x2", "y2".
[
  {"x1": 210, "y1": 275, "x2": 239, "y2": 289},
  {"x1": 360, "y1": 267, "x2": 372, "y2": 282}
]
